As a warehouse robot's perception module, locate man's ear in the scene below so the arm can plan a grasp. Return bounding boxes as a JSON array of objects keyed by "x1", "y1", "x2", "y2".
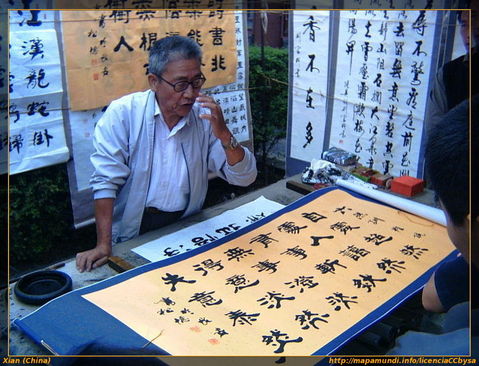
[{"x1": 148, "y1": 74, "x2": 158, "y2": 90}]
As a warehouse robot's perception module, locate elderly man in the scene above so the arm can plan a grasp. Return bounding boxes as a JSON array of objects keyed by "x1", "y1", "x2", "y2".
[{"x1": 76, "y1": 36, "x2": 257, "y2": 272}]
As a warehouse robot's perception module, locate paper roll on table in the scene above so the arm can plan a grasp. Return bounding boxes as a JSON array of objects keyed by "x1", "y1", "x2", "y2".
[{"x1": 335, "y1": 179, "x2": 446, "y2": 226}]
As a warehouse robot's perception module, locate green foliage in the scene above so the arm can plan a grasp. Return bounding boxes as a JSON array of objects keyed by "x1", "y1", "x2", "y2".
[
  {"x1": 249, "y1": 46, "x2": 288, "y2": 162},
  {"x1": 9, "y1": 164, "x2": 74, "y2": 264}
]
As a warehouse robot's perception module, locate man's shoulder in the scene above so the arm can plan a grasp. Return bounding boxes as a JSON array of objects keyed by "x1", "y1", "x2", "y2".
[{"x1": 110, "y1": 89, "x2": 151, "y2": 107}]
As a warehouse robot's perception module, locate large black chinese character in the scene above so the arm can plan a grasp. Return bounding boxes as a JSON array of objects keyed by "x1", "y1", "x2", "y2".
[
  {"x1": 17, "y1": 9, "x2": 42, "y2": 27},
  {"x1": 109, "y1": 10, "x2": 130, "y2": 23},
  {"x1": 188, "y1": 291, "x2": 223, "y2": 307},
  {"x1": 25, "y1": 68, "x2": 49, "y2": 89},
  {"x1": 252, "y1": 260, "x2": 280, "y2": 274},
  {"x1": 224, "y1": 246, "x2": 254, "y2": 261},
  {"x1": 211, "y1": 55, "x2": 226, "y2": 72},
  {"x1": 9, "y1": 104, "x2": 20, "y2": 123},
  {"x1": 281, "y1": 246, "x2": 307, "y2": 260},
  {"x1": 353, "y1": 274, "x2": 387, "y2": 292},
  {"x1": 257, "y1": 291, "x2": 295, "y2": 309},
  {"x1": 303, "y1": 121, "x2": 313, "y2": 148},
  {"x1": 306, "y1": 54, "x2": 319, "y2": 72},
  {"x1": 302, "y1": 16, "x2": 320, "y2": 42},
  {"x1": 113, "y1": 35, "x2": 134, "y2": 52},
  {"x1": 373, "y1": 73, "x2": 382, "y2": 87},
  {"x1": 310, "y1": 235, "x2": 334, "y2": 246},
  {"x1": 412, "y1": 11, "x2": 427, "y2": 36},
  {"x1": 302, "y1": 212, "x2": 327, "y2": 222},
  {"x1": 339, "y1": 245, "x2": 370, "y2": 261},
  {"x1": 22, "y1": 38, "x2": 45, "y2": 60},
  {"x1": 225, "y1": 274, "x2": 260, "y2": 293},
  {"x1": 9, "y1": 134, "x2": 24, "y2": 154},
  {"x1": 32, "y1": 129, "x2": 53, "y2": 147},
  {"x1": 326, "y1": 292, "x2": 358, "y2": 311},
  {"x1": 193, "y1": 259, "x2": 224, "y2": 276},
  {"x1": 364, "y1": 233, "x2": 393, "y2": 246},
  {"x1": 358, "y1": 81, "x2": 369, "y2": 100},
  {"x1": 209, "y1": 27, "x2": 225, "y2": 46},
  {"x1": 226, "y1": 310, "x2": 260, "y2": 326},
  {"x1": 285, "y1": 276, "x2": 318, "y2": 293},
  {"x1": 393, "y1": 22, "x2": 405, "y2": 37},
  {"x1": 161, "y1": 273, "x2": 196, "y2": 292},
  {"x1": 139, "y1": 32, "x2": 158, "y2": 51},
  {"x1": 402, "y1": 131, "x2": 414, "y2": 152},
  {"x1": 277, "y1": 221, "x2": 307, "y2": 234},
  {"x1": 305, "y1": 88, "x2": 315, "y2": 109},
  {"x1": 411, "y1": 61, "x2": 424, "y2": 85},
  {"x1": 412, "y1": 40, "x2": 427, "y2": 56},
  {"x1": 364, "y1": 20, "x2": 372, "y2": 38},
  {"x1": 295, "y1": 310, "x2": 329, "y2": 330},
  {"x1": 262, "y1": 330, "x2": 303, "y2": 354},
  {"x1": 377, "y1": 258, "x2": 406, "y2": 274},
  {"x1": 346, "y1": 40, "x2": 356, "y2": 75},
  {"x1": 27, "y1": 101, "x2": 49, "y2": 117},
  {"x1": 249, "y1": 233, "x2": 278, "y2": 248},
  {"x1": 330, "y1": 221, "x2": 360, "y2": 235},
  {"x1": 390, "y1": 59, "x2": 403, "y2": 78},
  {"x1": 362, "y1": 41, "x2": 372, "y2": 61},
  {"x1": 315, "y1": 259, "x2": 347, "y2": 274}
]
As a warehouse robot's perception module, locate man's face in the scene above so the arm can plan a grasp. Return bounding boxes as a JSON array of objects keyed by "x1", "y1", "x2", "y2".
[
  {"x1": 459, "y1": 11, "x2": 470, "y2": 50},
  {"x1": 150, "y1": 58, "x2": 202, "y2": 125}
]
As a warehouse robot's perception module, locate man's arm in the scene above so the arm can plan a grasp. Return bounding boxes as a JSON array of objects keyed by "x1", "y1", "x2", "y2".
[
  {"x1": 197, "y1": 93, "x2": 244, "y2": 164},
  {"x1": 76, "y1": 198, "x2": 114, "y2": 272},
  {"x1": 422, "y1": 271, "x2": 446, "y2": 313},
  {"x1": 197, "y1": 93, "x2": 257, "y2": 185}
]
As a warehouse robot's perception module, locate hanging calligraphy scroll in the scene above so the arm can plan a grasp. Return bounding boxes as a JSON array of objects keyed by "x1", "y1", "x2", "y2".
[
  {"x1": 14, "y1": 188, "x2": 456, "y2": 355},
  {"x1": 61, "y1": 10, "x2": 237, "y2": 111},
  {"x1": 328, "y1": 10, "x2": 438, "y2": 178},
  {"x1": 287, "y1": 10, "x2": 446, "y2": 179},
  {"x1": 8, "y1": 10, "x2": 70, "y2": 174},
  {"x1": 289, "y1": 11, "x2": 330, "y2": 163},
  {"x1": 342, "y1": 0, "x2": 445, "y2": 9},
  {"x1": 54, "y1": 0, "x2": 238, "y2": 9}
]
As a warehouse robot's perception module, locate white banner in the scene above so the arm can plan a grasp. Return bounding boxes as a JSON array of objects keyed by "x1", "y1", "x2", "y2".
[
  {"x1": 290, "y1": 11, "x2": 330, "y2": 162},
  {"x1": 9, "y1": 22, "x2": 69, "y2": 174},
  {"x1": 328, "y1": 10, "x2": 437, "y2": 177},
  {"x1": 133, "y1": 196, "x2": 285, "y2": 262}
]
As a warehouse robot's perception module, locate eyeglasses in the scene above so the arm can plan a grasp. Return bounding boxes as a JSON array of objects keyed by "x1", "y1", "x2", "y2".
[{"x1": 157, "y1": 74, "x2": 206, "y2": 92}]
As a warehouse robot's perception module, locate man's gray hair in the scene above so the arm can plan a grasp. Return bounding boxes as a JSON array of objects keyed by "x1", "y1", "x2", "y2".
[{"x1": 149, "y1": 36, "x2": 202, "y2": 76}]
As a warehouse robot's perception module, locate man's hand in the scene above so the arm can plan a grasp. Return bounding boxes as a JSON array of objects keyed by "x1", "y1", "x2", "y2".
[
  {"x1": 197, "y1": 93, "x2": 230, "y2": 141},
  {"x1": 197, "y1": 93, "x2": 245, "y2": 165},
  {"x1": 76, "y1": 244, "x2": 112, "y2": 273}
]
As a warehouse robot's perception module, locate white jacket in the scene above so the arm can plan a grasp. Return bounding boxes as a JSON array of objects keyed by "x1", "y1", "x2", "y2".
[{"x1": 90, "y1": 89, "x2": 257, "y2": 243}]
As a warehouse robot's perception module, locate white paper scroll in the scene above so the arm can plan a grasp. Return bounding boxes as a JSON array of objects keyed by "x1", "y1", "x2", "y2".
[
  {"x1": 9, "y1": 19, "x2": 69, "y2": 174},
  {"x1": 133, "y1": 196, "x2": 285, "y2": 262},
  {"x1": 336, "y1": 179, "x2": 446, "y2": 226},
  {"x1": 290, "y1": 11, "x2": 330, "y2": 162},
  {"x1": 329, "y1": 10, "x2": 438, "y2": 178}
]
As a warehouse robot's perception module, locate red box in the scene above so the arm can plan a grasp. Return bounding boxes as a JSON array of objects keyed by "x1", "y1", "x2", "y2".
[{"x1": 390, "y1": 176, "x2": 425, "y2": 196}]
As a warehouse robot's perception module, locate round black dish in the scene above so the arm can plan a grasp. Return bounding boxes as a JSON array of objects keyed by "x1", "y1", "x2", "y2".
[{"x1": 14, "y1": 270, "x2": 72, "y2": 305}]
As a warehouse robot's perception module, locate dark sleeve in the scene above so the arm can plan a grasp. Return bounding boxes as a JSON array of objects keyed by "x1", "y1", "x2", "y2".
[{"x1": 434, "y1": 256, "x2": 469, "y2": 312}]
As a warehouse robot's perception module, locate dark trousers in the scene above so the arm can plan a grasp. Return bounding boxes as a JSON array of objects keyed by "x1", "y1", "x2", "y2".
[{"x1": 139, "y1": 207, "x2": 185, "y2": 235}]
